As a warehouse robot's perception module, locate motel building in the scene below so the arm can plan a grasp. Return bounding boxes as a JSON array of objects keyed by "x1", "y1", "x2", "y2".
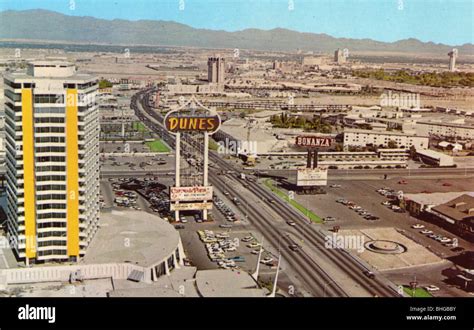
[{"x1": 3, "y1": 61, "x2": 100, "y2": 265}]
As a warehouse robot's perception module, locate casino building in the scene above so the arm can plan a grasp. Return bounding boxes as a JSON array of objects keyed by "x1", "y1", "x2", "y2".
[{"x1": 3, "y1": 61, "x2": 100, "y2": 265}]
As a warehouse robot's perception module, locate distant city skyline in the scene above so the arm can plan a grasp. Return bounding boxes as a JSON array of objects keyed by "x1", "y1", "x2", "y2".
[{"x1": 0, "y1": 0, "x2": 472, "y2": 46}]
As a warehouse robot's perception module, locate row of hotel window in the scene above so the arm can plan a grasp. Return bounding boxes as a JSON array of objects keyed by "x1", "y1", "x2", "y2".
[
  {"x1": 5, "y1": 90, "x2": 97, "y2": 104},
  {"x1": 4, "y1": 79, "x2": 98, "y2": 90},
  {"x1": 6, "y1": 104, "x2": 94, "y2": 114}
]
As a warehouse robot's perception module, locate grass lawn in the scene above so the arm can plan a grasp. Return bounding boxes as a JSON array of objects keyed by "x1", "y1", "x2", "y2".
[
  {"x1": 403, "y1": 286, "x2": 432, "y2": 298},
  {"x1": 209, "y1": 139, "x2": 219, "y2": 151},
  {"x1": 132, "y1": 122, "x2": 148, "y2": 133},
  {"x1": 263, "y1": 179, "x2": 323, "y2": 223},
  {"x1": 145, "y1": 139, "x2": 170, "y2": 152}
]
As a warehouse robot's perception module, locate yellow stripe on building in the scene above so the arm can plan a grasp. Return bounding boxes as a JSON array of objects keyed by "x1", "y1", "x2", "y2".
[
  {"x1": 66, "y1": 89, "x2": 80, "y2": 256},
  {"x1": 21, "y1": 89, "x2": 36, "y2": 259}
]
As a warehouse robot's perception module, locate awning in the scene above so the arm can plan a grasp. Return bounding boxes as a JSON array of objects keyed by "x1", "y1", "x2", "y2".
[{"x1": 127, "y1": 270, "x2": 144, "y2": 282}]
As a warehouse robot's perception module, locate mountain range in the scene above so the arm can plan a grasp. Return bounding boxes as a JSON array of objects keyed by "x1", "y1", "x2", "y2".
[{"x1": 0, "y1": 9, "x2": 472, "y2": 55}]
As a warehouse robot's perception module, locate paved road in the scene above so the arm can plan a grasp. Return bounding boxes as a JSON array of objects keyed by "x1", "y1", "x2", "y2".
[
  {"x1": 254, "y1": 168, "x2": 474, "y2": 181},
  {"x1": 132, "y1": 88, "x2": 399, "y2": 297}
]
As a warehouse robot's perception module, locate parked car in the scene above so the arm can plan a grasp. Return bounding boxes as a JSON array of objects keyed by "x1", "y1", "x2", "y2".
[
  {"x1": 412, "y1": 224, "x2": 425, "y2": 229},
  {"x1": 286, "y1": 220, "x2": 296, "y2": 226},
  {"x1": 420, "y1": 229, "x2": 433, "y2": 235},
  {"x1": 424, "y1": 285, "x2": 440, "y2": 292},
  {"x1": 247, "y1": 242, "x2": 261, "y2": 248}
]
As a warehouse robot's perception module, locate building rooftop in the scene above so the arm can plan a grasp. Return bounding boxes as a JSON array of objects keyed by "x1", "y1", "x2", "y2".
[
  {"x1": 416, "y1": 148, "x2": 452, "y2": 160},
  {"x1": 195, "y1": 269, "x2": 267, "y2": 297},
  {"x1": 29, "y1": 60, "x2": 74, "y2": 67},
  {"x1": 344, "y1": 128, "x2": 428, "y2": 138},
  {"x1": 417, "y1": 120, "x2": 474, "y2": 129},
  {"x1": 83, "y1": 210, "x2": 181, "y2": 268},
  {"x1": 432, "y1": 194, "x2": 474, "y2": 222},
  {"x1": 404, "y1": 191, "x2": 474, "y2": 207}
]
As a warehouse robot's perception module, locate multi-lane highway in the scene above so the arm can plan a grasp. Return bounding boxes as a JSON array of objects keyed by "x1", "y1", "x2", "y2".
[{"x1": 130, "y1": 88, "x2": 399, "y2": 297}]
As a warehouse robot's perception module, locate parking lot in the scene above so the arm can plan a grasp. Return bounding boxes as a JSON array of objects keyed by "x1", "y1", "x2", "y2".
[
  {"x1": 101, "y1": 151, "x2": 177, "y2": 173},
  {"x1": 269, "y1": 177, "x2": 474, "y2": 296},
  {"x1": 99, "y1": 175, "x2": 279, "y2": 274}
]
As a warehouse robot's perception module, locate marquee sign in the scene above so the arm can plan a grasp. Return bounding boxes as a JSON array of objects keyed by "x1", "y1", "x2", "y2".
[
  {"x1": 295, "y1": 136, "x2": 332, "y2": 148},
  {"x1": 170, "y1": 186, "x2": 213, "y2": 202},
  {"x1": 164, "y1": 113, "x2": 221, "y2": 134}
]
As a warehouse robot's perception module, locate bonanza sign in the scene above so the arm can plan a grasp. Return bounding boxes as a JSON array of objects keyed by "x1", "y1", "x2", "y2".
[
  {"x1": 295, "y1": 136, "x2": 332, "y2": 148},
  {"x1": 164, "y1": 113, "x2": 221, "y2": 134}
]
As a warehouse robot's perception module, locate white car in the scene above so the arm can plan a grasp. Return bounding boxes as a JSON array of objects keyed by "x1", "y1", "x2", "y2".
[
  {"x1": 261, "y1": 257, "x2": 274, "y2": 264},
  {"x1": 247, "y1": 242, "x2": 261, "y2": 248},
  {"x1": 440, "y1": 238, "x2": 452, "y2": 244},
  {"x1": 225, "y1": 246, "x2": 237, "y2": 252},
  {"x1": 329, "y1": 184, "x2": 342, "y2": 188},
  {"x1": 420, "y1": 229, "x2": 433, "y2": 235},
  {"x1": 411, "y1": 224, "x2": 425, "y2": 229},
  {"x1": 242, "y1": 236, "x2": 254, "y2": 242},
  {"x1": 424, "y1": 285, "x2": 440, "y2": 292},
  {"x1": 251, "y1": 249, "x2": 261, "y2": 255}
]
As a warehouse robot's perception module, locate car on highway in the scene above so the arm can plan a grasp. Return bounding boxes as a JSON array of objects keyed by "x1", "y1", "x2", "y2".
[
  {"x1": 412, "y1": 224, "x2": 425, "y2": 229},
  {"x1": 286, "y1": 220, "x2": 296, "y2": 226},
  {"x1": 424, "y1": 285, "x2": 440, "y2": 292},
  {"x1": 289, "y1": 244, "x2": 300, "y2": 252},
  {"x1": 363, "y1": 270, "x2": 376, "y2": 279}
]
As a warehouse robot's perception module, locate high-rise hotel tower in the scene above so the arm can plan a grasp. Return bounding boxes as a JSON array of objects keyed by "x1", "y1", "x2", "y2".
[{"x1": 4, "y1": 61, "x2": 100, "y2": 265}]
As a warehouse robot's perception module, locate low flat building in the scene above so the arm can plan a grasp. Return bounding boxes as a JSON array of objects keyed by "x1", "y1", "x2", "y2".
[
  {"x1": 416, "y1": 149, "x2": 454, "y2": 167},
  {"x1": 405, "y1": 121, "x2": 474, "y2": 140},
  {"x1": 431, "y1": 195, "x2": 474, "y2": 242},
  {"x1": 403, "y1": 191, "x2": 473, "y2": 216},
  {"x1": 343, "y1": 128, "x2": 429, "y2": 150},
  {"x1": 0, "y1": 210, "x2": 186, "y2": 286}
]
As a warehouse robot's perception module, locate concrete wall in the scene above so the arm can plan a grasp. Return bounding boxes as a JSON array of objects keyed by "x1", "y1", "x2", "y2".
[{"x1": 0, "y1": 263, "x2": 147, "y2": 287}]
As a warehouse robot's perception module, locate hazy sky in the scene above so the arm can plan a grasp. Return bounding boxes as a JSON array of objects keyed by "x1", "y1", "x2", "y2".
[{"x1": 0, "y1": 0, "x2": 472, "y2": 45}]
